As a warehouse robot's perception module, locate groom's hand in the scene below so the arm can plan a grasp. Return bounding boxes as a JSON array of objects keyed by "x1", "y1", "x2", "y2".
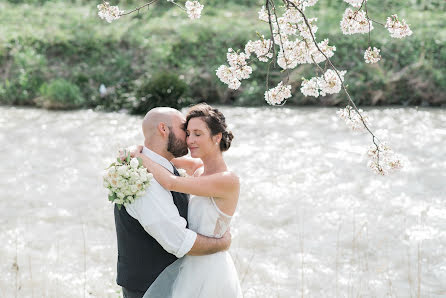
[{"x1": 221, "y1": 228, "x2": 232, "y2": 250}]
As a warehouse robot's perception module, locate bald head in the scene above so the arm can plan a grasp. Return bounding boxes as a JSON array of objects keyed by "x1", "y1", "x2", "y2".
[
  {"x1": 142, "y1": 107, "x2": 183, "y2": 140},
  {"x1": 141, "y1": 107, "x2": 188, "y2": 160}
]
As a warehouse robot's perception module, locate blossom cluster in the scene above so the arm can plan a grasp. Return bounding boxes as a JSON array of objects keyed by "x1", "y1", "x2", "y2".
[
  {"x1": 216, "y1": 48, "x2": 253, "y2": 90},
  {"x1": 340, "y1": 8, "x2": 373, "y2": 35},
  {"x1": 385, "y1": 14, "x2": 413, "y2": 38},
  {"x1": 364, "y1": 47, "x2": 381, "y2": 63},
  {"x1": 336, "y1": 105, "x2": 369, "y2": 131},
  {"x1": 185, "y1": 1, "x2": 204, "y2": 20},
  {"x1": 97, "y1": 2, "x2": 124, "y2": 23},
  {"x1": 367, "y1": 142, "x2": 403, "y2": 175},
  {"x1": 264, "y1": 82, "x2": 292, "y2": 105},
  {"x1": 245, "y1": 38, "x2": 274, "y2": 62},
  {"x1": 218, "y1": 4, "x2": 339, "y2": 103},
  {"x1": 103, "y1": 153, "x2": 153, "y2": 209},
  {"x1": 301, "y1": 69, "x2": 347, "y2": 97}
]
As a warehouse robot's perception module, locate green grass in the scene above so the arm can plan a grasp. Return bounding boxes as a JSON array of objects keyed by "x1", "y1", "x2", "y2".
[{"x1": 0, "y1": 1, "x2": 445, "y2": 110}]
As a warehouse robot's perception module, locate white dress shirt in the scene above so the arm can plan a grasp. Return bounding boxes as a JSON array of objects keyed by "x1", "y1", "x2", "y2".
[{"x1": 125, "y1": 147, "x2": 197, "y2": 258}]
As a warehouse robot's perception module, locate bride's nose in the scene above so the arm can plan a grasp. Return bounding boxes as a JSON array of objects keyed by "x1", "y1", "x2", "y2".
[{"x1": 187, "y1": 136, "x2": 194, "y2": 145}]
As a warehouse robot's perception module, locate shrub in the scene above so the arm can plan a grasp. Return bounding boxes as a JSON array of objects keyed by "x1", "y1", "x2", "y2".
[
  {"x1": 131, "y1": 72, "x2": 190, "y2": 114},
  {"x1": 0, "y1": 47, "x2": 47, "y2": 105},
  {"x1": 36, "y1": 79, "x2": 85, "y2": 109}
]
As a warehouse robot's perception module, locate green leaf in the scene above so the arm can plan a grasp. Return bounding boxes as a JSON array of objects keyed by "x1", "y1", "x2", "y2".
[
  {"x1": 105, "y1": 162, "x2": 116, "y2": 170},
  {"x1": 117, "y1": 157, "x2": 122, "y2": 163},
  {"x1": 108, "y1": 194, "x2": 114, "y2": 202},
  {"x1": 126, "y1": 152, "x2": 130, "y2": 163},
  {"x1": 117, "y1": 204, "x2": 122, "y2": 210},
  {"x1": 137, "y1": 157, "x2": 143, "y2": 167}
]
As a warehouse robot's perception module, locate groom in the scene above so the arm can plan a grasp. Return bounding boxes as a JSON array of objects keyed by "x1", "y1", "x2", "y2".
[{"x1": 114, "y1": 107, "x2": 231, "y2": 298}]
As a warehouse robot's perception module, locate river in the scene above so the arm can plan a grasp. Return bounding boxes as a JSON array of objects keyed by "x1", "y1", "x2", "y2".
[{"x1": 0, "y1": 106, "x2": 445, "y2": 297}]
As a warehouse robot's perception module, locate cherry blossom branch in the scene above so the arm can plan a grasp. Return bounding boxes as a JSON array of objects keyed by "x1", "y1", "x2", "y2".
[
  {"x1": 119, "y1": 0, "x2": 160, "y2": 16},
  {"x1": 98, "y1": 0, "x2": 203, "y2": 22},
  {"x1": 284, "y1": 1, "x2": 385, "y2": 168}
]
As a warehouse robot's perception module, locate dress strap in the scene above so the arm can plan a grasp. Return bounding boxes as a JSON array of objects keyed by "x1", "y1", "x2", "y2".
[{"x1": 210, "y1": 197, "x2": 232, "y2": 218}]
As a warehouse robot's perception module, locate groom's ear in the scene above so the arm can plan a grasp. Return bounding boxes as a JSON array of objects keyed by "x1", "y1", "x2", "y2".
[{"x1": 158, "y1": 122, "x2": 169, "y2": 138}]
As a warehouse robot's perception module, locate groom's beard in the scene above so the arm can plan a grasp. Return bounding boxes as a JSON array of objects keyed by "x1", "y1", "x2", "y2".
[{"x1": 167, "y1": 131, "x2": 188, "y2": 158}]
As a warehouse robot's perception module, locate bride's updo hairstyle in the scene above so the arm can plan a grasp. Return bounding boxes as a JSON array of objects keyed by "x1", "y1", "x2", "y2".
[{"x1": 185, "y1": 103, "x2": 234, "y2": 152}]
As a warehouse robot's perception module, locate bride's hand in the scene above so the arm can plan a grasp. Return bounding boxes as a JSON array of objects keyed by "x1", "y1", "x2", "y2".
[
  {"x1": 118, "y1": 145, "x2": 143, "y2": 162},
  {"x1": 129, "y1": 145, "x2": 153, "y2": 172},
  {"x1": 129, "y1": 145, "x2": 144, "y2": 158}
]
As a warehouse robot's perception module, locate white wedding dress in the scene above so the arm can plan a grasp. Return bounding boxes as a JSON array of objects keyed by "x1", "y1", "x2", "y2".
[{"x1": 143, "y1": 195, "x2": 243, "y2": 298}]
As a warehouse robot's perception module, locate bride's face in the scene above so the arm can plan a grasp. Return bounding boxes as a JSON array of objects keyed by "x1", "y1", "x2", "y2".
[{"x1": 186, "y1": 117, "x2": 218, "y2": 158}]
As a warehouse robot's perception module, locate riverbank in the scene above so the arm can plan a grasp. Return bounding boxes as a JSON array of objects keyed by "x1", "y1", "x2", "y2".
[{"x1": 1, "y1": 1, "x2": 445, "y2": 112}]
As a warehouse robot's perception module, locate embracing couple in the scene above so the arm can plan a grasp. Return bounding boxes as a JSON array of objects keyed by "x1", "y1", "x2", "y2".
[{"x1": 114, "y1": 103, "x2": 243, "y2": 298}]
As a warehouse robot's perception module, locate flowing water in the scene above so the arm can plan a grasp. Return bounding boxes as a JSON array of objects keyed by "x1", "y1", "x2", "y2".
[{"x1": 0, "y1": 106, "x2": 445, "y2": 297}]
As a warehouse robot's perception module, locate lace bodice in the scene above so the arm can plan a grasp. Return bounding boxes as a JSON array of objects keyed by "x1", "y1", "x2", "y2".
[{"x1": 187, "y1": 196, "x2": 232, "y2": 238}]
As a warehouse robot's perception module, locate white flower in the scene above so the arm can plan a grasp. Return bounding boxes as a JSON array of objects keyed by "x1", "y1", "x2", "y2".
[
  {"x1": 340, "y1": 8, "x2": 373, "y2": 35},
  {"x1": 130, "y1": 157, "x2": 139, "y2": 169},
  {"x1": 216, "y1": 65, "x2": 241, "y2": 90},
  {"x1": 336, "y1": 105, "x2": 369, "y2": 131},
  {"x1": 245, "y1": 38, "x2": 273, "y2": 62},
  {"x1": 300, "y1": 77, "x2": 320, "y2": 97},
  {"x1": 385, "y1": 14, "x2": 413, "y2": 38},
  {"x1": 104, "y1": 153, "x2": 153, "y2": 207},
  {"x1": 318, "y1": 69, "x2": 346, "y2": 96},
  {"x1": 97, "y1": 2, "x2": 124, "y2": 23},
  {"x1": 276, "y1": 17, "x2": 298, "y2": 36},
  {"x1": 226, "y1": 49, "x2": 252, "y2": 80},
  {"x1": 117, "y1": 165, "x2": 129, "y2": 176},
  {"x1": 289, "y1": 0, "x2": 319, "y2": 9},
  {"x1": 277, "y1": 45, "x2": 299, "y2": 70},
  {"x1": 364, "y1": 47, "x2": 381, "y2": 64},
  {"x1": 264, "y1": 82, "x2": 292, "y2": 105},
  {"x1": 258, "y1": 6, "x2": 270, "y2": 22},
  {"x1": 367, "y1": 142, "x2": 403, "y2": 175},
  {"x1": 283, "y1": 8, "x2": 303, "y2": 24},
  {"x1": 177, "y1": 168, "x2": 188, "y2": 177},
  {"x1": 185, "y1": 1, "x2": 204, "y2": 20},
  {"x1": 311, "y1": 39, "x2": 336, "y2": 63},
  {"x1": 343, "y1": 0, "x2": 366, "y2": 7},
  {"x1": 130, "y1": 185, "x2": 138, "y2": 193},
  {"x1": 297, "y1": 18, "x2": 318, "y2": 39}
]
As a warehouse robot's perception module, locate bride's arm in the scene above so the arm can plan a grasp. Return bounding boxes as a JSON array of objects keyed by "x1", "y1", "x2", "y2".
[
  {"x1": 171, "y1": 156, "x2": 203, "y2": 176},
  {"x1": 131, "y1": 151, "x2": 239, "y2": 199}
]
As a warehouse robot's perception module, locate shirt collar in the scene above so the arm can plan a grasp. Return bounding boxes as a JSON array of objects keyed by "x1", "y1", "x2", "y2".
[{"x1": 142, "y1": 146, "x2": 174, "y2": 173}]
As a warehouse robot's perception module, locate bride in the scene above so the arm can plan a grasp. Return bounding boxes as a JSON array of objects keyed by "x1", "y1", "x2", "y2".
[{"x1": 131, "y1": 103, "x2": 243, "y2": 298}]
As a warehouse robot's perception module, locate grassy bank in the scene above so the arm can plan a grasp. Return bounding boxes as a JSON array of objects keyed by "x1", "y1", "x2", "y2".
[{"x1": 0, "y1": 1, "x2": 445, "y2": 112}]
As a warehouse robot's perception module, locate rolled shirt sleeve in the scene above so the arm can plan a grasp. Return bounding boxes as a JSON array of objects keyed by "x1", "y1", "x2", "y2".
[{"x1": 125, "y1": 178, "x2": 197, "y2": 258}]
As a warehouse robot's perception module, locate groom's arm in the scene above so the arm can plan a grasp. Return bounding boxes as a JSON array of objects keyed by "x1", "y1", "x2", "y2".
[
  {"x1": 187, "y1": 230, "x2": 231, "y2": 256},
  {"x1": 125, "y1": 178, "x2": 230, "y2": 258}
]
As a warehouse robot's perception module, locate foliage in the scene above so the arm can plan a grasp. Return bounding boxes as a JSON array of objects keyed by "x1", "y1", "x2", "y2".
[
  {"x1": 0, "y1": 1, "x2": 444, "y2": 110},
  {"x1": 36, "y1": 79, "x2": 85, "y2": 109},
  {"x1": 131, "y1": 71, "x2": 190, "y2": 114}
]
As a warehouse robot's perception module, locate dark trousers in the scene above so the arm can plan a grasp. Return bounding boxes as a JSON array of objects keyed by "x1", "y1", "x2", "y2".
[{"x1": 122, "y1": 287, "x2": 146, "y2": 298}]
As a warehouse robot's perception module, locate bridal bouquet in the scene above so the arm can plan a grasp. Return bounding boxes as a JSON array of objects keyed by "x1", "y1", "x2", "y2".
[{"x1": 103, "y1": 151, "x2": 153, "y2": 209}]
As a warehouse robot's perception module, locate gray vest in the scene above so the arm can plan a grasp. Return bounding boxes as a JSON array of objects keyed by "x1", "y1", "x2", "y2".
[{"x1": 114, "y1": 168, "x2": 189, "y2": 292}]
